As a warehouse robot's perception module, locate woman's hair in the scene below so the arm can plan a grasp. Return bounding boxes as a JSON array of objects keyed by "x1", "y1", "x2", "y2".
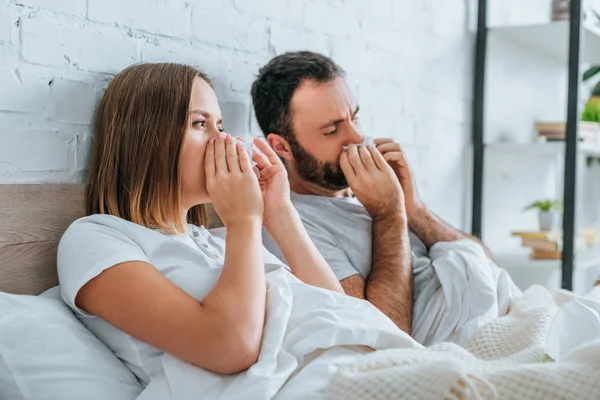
[{"x1": 86, "y1": 63, "x2": 211, "y2": 234}]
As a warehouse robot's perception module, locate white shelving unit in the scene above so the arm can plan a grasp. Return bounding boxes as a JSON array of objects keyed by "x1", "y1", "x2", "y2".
[
  {"x1": 496, "y1": 246, "x2": 600, "y2": 295},
  {"x1": 487, "y1": 141, "x2": 600, "y2": 157},
  {"x1": 489, "y1": 20, "x2": 600, "y2": 64},
  {"x1": 474, "y1": 8, "x2": 600, "y2": 293}
]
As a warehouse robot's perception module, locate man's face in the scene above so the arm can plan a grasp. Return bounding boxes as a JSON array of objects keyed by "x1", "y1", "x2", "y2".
[{"x1": 287, "y1": 76, "x2": 363, "y2": 191}]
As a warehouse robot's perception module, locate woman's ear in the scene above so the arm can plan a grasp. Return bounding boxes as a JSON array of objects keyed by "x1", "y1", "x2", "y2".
[{"x1": 267, "y1": 133, "x2": 293, "y2": 162}]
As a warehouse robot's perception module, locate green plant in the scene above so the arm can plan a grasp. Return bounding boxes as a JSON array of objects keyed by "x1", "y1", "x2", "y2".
[
  {"x1": 582, "y1": 96, "x2": 600, "y2": 122},
  {"x1": 524, "y1": 200, "x2": 564, "y2": 213}
]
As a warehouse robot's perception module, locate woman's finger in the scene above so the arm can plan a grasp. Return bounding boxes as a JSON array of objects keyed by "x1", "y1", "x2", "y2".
[
  {"x1": 205, "y1": 137, "x2": 216, "y2": 177},
  {"x1": 252, "y1": 144, "x2": 272, "y2": 170},
  {"x1": 253, "y1": 138, "x2": 282, "y2": 166},
  {"x1": 237, "y1": 143, "x2": 252, "y2": 173},
  {"x1": 215, "y1": 133, "x2": 228, "y2": 173},
  {"x1": 225, "y1": 134, "x2": 240, "y2": 173}
]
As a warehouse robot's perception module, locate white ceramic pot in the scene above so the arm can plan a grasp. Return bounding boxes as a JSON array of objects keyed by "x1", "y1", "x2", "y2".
[{"x1": 539, "y1": 210, "x2": 558, "y2": 231}]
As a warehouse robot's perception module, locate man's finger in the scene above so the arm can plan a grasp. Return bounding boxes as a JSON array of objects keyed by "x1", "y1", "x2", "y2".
[
  {"x1": 382, "y1": 151, "x2": 410, "y2": 169},
  {"x1": 373, "y1": 138, "x2": 394, "y2": 146},
  {"x1": 376, "y1": 142, "x2": 401, "y2": 154},
  {"x1": 347, "y1": 145, "x2": 366, "y2": 173},
  {"x1": 340, "y1": 151, "x2": 356, "y2": 180},
  {"x1": 359, "y1": 146, "x2": 377, "y2": 172},
  {"x1": 368, "y1": 146, "x2": 391, "y2": 172}
]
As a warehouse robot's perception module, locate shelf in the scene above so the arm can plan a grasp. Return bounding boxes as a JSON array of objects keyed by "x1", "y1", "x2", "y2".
[
  {"x1": 489, "y1": 21, "x2": 600, "y2": 64},
  {"x1": 486, "y1": 141, "x2": 600, "y2": 157},
  {"x1": 495, "y1": 247, "x2": 600, "y2": 295}
]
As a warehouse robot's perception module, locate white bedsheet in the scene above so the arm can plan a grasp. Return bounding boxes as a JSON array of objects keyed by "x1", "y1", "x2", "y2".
[
  {"x1": 137, "y1": 239, "x2": 519, "y2": 400},
  {"x1": 412, "y1": 239, "x2": 521, "y2": 346}
]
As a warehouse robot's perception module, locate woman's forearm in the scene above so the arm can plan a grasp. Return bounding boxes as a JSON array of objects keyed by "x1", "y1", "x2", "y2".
[
  {"x1": 266, "y1": 205, "x2": 343, "y2": 293},
  {"x1": 202, "y1": 219, "x2": 266, "y2": 361}
]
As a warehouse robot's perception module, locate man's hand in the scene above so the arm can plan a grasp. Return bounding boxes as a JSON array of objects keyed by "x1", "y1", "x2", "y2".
[
  {"x1": 340, "y1": 145, "x2": 405, "y2": 220},
  {"x1": 373, "y1": 140, "x2": 492, "y2": 257},
  {"x1": 374, "y1": 139, "x2": 424, "y2": 219},
  {"x1": 340, "y1": 144, "x2": 413, "y2": 332}
]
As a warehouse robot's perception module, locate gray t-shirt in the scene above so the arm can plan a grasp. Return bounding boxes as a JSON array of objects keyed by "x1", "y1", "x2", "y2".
[{"x1": 262, "y1": 192, "x2": 436, "y2": 298}]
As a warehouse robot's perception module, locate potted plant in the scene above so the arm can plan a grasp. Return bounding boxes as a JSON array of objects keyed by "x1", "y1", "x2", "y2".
[{"x1": 524, "y1": 200, "x2": 564, "y2": 231}]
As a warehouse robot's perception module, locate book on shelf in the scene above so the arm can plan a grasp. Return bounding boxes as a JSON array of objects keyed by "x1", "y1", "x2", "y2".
[
  {"x1": 531, "y1": 249, "x2": 562, "y2": 260},
  {"x1": 535, "y1": 121, "x2": 599, "y2": 143},
  {"x1": 511, "y1": 229, "x2": 598, "y2": 260}
]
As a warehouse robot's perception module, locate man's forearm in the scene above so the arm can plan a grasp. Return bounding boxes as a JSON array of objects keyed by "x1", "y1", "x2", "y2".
[
  {"x1": 409, "y1": 207, "x2": 492, "y2": 257},
  {"x1": 365, "y1": 213, "x2": 413, "y2": 333}
]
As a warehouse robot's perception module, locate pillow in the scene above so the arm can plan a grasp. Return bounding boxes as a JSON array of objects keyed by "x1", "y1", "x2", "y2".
[
  {"x1": 0, "y1": 290, "x2": 143, "y2": 400},
  {"x1": 39, "y1": 285, "x2": 61, "y2": 299}
]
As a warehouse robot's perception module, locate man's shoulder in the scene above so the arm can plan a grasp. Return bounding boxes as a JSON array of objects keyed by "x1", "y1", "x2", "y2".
[{"x1": 290, "y1": 192, "x2": 371, "y2": 233}]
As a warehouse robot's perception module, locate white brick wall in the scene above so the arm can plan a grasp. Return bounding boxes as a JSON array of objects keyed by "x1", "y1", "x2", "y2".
[{"x1": 0, "y1": 0, "x2": 474, "y2": 228}]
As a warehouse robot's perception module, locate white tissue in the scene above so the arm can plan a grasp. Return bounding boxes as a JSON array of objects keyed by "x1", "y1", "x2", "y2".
[
  {"x1": 234, "y1": 137, "x2": 257, "y2": 168},
  {"x1": 234, "y1": 137, "x2": 261, "y2": 178},
  {"x1": 343, "y1": 136, "x2": 375, "y2": 151},
  {"x1": 545, "y1": 286, "x2": 600, "y2": 361}
]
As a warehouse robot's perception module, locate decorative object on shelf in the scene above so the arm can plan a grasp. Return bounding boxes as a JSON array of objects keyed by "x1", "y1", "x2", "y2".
[
  {"x1": 551, "y1": 0, "x2": 600, "y2": 24},
  {"x1": 535, "y1": 121, "x2": 599, "y2": 143},
  {"x1": 511, "y1": 229, "x2": 598, "y2": 260},
  {"x1": 582, "y1": 97, "x2": 600, "y2": 123},
  {"x1": 552, "y1": 0, "x2": 570, "y2": 21},
  {"x1": 524, "y1": 199, "x2": 564, "y2": 232}
]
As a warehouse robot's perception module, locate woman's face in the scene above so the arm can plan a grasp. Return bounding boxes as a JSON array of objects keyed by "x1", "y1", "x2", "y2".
[{"x1": 180, "y1": 77, "x2": 223, "y2": 209}]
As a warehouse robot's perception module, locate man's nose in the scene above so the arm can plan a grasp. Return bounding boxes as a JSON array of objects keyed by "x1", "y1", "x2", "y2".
[{"x1": 347, "y1": 125, "x2": 363, "y2": 145}]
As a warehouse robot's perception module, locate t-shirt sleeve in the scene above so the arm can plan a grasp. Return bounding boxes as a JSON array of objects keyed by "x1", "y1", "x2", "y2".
[
  {"x1": 303, "y1": 223, "x2": 360, "y2": 282},
  {"x1": 57, "y1": 217, "x2": 150, "y2": 317}
]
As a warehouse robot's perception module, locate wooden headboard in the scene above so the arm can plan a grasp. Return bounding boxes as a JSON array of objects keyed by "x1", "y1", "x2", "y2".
[{"x1": 0, "y1": 184, "x2": 222, "y2": 295}]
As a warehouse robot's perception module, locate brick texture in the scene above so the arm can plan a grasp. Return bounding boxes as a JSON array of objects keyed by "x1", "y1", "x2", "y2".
[{"x1": 0, "y1": 0, "x2": 473, "y2": 227}]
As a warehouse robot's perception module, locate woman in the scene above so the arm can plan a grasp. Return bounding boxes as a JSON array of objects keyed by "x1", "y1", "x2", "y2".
[{"x1": 57, "y1": 63, "x2": 343, "y2": 385}]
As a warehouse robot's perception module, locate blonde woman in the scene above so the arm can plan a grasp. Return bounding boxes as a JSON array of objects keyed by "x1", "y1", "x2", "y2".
[{"x1": 57, "y1": 63, "x2": 343, "y2": 385}]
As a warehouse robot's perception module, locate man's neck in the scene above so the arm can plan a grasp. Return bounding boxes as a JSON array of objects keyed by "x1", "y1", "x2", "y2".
[{"x1": 288, "y1": 169, "x2": 353, "y2": 198}]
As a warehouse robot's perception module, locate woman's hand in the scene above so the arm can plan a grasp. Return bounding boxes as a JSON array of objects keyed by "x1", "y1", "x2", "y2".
[
  {"x1": 205, "y1": 133, "x2": 263, "y2": 228},
  {"x1": 250, "y1": 138, "x2": 292, "y2": 231}
]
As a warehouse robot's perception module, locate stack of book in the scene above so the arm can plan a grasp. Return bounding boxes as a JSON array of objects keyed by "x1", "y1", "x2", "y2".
[
  {"x1": 512, "y1": 230, "x2": 598, "y2": 260},
  {"x1": 535, "y1": 121, "x2": 599, "y2": 143}
]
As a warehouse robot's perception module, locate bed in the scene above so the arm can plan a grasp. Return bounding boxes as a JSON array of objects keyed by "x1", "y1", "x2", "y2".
[
  {"x1": 2, "y1": 184, "x2": 600, "y2": 400},
  {"x1": 0, "y1": 184, "x2": 223, "y2": 295}
]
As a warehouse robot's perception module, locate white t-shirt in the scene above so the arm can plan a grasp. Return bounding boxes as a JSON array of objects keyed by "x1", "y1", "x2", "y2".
[{"x1": 57, "y1": 214, "x2": 286, "y2": 385}]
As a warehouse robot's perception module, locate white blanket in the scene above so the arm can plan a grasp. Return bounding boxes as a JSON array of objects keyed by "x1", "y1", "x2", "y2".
[
  {"x1": 136, "y1": 240, "x2": 524, "y2": 400},
  {"x1": 412, "y1": 240, "x2": 520, "y2": 346},
  {"x1": 327, "y1": 286, "x2": 600, "y2": 400}
]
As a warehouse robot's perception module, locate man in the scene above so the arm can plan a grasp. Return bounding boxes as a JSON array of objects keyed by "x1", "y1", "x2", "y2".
[{"x1": 251, "y1": 51, "x2": 490, "y2": 334}]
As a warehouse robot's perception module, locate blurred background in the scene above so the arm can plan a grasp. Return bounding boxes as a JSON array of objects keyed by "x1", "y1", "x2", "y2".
[{"x1": 1, "y1": 0, "x2": 599, "y2": 294}]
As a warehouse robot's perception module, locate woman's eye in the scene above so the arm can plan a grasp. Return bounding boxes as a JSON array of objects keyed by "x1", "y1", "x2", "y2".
[
  {"x1": 192, "y1": 120, "x2": 206, "y2": 128},
  {"x1": 218, "y1": 127, "x2": 225, "y2": 133},
  {"x1": 324, "y1": 129, "x2": 337, "y2": 136}
]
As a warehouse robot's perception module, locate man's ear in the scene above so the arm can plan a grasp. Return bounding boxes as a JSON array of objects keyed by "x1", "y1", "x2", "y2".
[{"x1": 267, "y1": 133, "x2": 293, "y2": 162}]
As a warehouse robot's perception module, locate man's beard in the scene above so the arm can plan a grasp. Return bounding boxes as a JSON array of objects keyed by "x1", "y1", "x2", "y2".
[{"x1": 287, "y1": 136, "x2": 348, "y2": 191}]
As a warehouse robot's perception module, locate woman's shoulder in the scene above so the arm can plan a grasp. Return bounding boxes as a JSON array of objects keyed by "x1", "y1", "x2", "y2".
[
  {"x1": 60, "y1": 214, "x2": 151, "y2": 251},
  {"x1": 64, "y1": 214, "x2": 132, "y2": 236}
]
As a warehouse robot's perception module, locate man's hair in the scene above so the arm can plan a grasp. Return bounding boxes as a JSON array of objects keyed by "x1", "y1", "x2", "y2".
[
  {"x1": 86, "y1": 62, "x2": 210, "y2": 234},
  {"x1": 251, "y1": 51, "x2": 345, "y2": 141}
]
